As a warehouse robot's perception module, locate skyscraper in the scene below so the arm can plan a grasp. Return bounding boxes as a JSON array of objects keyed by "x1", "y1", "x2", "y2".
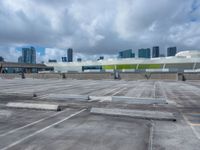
[
  {"x1": 0, "y1": 56, "x2": 4, "y2": 62},
  {"x1": 62, "y1": 57, "x2": 67, "y2": 62},
  {"x1": 48, "y1": 59, "x2": 57, "y2": 63},
  {"x1": 77, "y1": 58, "x2": 82, "y2": 62},
  {"x1": 167, "y1": 47, "x2": 177, "y2": 56},
  {"x1": 138, "y1": 48, "x2": 151, "y2": 58},
  {"x1": 67, "y1": 48, "x2": 73, "y2": 62},
  {"x1": 118, "y1": 49, "x2": 135, "y2": 58},
  {"x1": 152, "y1": 46, "x2": 159, "y2": 58},
  {"x1": 18, "y1": 56, "x2": 22, "y2": 63},
  {"x1": 22, "y1": 47, "x2": 36, "y2": 64},
  {"x1": 97, "y1": 56, "x2": 104, "y2": 61}
]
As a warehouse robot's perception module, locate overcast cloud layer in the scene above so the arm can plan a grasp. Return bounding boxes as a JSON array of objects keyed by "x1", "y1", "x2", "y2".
[{"x1": 0, "y1": 0, "x2": 200, "y2": 62}]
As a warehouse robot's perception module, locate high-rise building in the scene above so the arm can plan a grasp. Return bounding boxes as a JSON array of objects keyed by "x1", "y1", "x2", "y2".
[
  {"x1": 0, "y1": 56, "x2": 4, "y2": 62},
  {"x1": 152, "y1": 46, "x2": 159, "y2": 58},
  {"x1": 138, "y1": 48, "x2": 151, "y2": 58},
  {"x1": 99, "y1": 56, "x2": 104, "y2": 60},
  {"x1": 22, "y1": 47, "x2": 36, "y2": 64},
  {"x1": 48, "y1": 59, "x2": 57, "y2": 63},
  {"x1": 119, "y1": 49, "x2": 135, "y2": 58},
  {"x1": 167, "y1": 47, "x2": 177, "y2": 56},
  {"x1": 77, "y1": 58, "x2": 82, "y2": 62},
  {"x1": 67, "y1": 48, "x2": 73, "y2": 62},
  {"x1": 97, "y1": 56, "x2": 104, "y2": 61},
  {"x1": 62, "y1": 57, "x2": 67, "y2": 62},
  {"x1": 18, "y1": 56, "x2": 22, "y2": 63}
]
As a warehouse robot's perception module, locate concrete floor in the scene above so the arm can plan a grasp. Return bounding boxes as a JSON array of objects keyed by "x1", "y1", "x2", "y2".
[{"x1": 0, "y1": 78, "x2": 200, "y2": 150}]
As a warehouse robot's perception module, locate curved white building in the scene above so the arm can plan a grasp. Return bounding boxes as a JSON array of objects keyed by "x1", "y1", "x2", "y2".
[
  {"x1": 176, "y1": 50, "x2": 200, "y2": 58},
  {"x1": 46, "y1": 50, "x2": 200, "y2": 73}
]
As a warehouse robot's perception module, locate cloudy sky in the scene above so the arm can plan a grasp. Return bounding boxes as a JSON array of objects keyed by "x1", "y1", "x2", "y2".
[{"x1": 0, "y1": 0, "x2": 200, "y2": 62}]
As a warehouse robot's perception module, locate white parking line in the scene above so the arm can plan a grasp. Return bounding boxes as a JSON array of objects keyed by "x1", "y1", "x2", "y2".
[
  {"x1": 158, "y1": 81, "x2": 176, "y2": 105},
  {"x1": 88, "y1": 88, "x2": 119, "y2": 102},
  {"x1": 1, "y1": 109, "x2": 86, "y2": 150},
  {"x1": 38, "y1": 87, "x2": 73, "y2": 99},
  {"x1": 182, "y1": 114, "x2": 200, "y2": 140},
  {"x1": 154, "y1": 82, "x2": 156, "y2": 98},
  {"x1": 111, "y1": 87, "x2": 127, "y2": 96},
  {"x1": 106, "y1": 87, "x2": 121, "y2": 95},
  {"x1": 137, "y1": 87, "x2": 144, "y2": 98},
  {"x1": 0, "y1": 109, "x2": 71, "y2": 137},
  {"x1": 148, "y1": 120, "x2": 154, "y2": 150},
  {"x1": 97, "y1": 86, "x2": 127, "y2": 102}
]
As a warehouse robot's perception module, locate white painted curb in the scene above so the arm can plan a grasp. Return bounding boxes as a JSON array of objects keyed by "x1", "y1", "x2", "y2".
[{"x1": 6, "y1": 102, "x2": 61, "y2": 111}]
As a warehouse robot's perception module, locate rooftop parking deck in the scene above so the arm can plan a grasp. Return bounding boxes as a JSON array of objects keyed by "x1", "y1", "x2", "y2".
[{"x1": 0, "y1": 78, "x2": 199, "y2": 150}]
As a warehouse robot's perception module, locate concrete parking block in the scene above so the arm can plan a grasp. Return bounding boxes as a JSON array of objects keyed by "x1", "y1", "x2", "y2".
[
  {"x1": 90, "y1": 107, "x2": 176, "y2": 121},
  {"x1": 89, "y1": 96, "x2": 112, "y2": 102},
  {"x1": 6, "y1": 102, "x2": 61, "y2": 111},
  {"x1": 112, "y1": 96, "x2": 167, "y2": 104},
  {"x1": 39, "y1": 94, "x2": 89, "y2": 101}
]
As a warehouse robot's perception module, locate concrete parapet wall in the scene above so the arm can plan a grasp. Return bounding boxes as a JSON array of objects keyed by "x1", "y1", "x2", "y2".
[
  {"x1": 0, "y1": 72, "x2": 200, "y2": 80},
  {"x1": 0, "y1": 74, "x2": 21, "y2": 79},
  {"x1": 119, "y1": 73, "x2": 147, "y2": 80},
  {"x1": 179, "y1": 73, "x2": 200, "y2": 81},
  {"x1": 25, "y1": 73, "x2": 61, "y2": 79},
  {"x1": 63, "y1": 72, "x2": 112, "y2": 80},
  {"x1": 149, "y1": 73, "x2": 178, "y2": 80},
  {"x1": 120, "y1": 72, "x2": 178, "y2": 80}
]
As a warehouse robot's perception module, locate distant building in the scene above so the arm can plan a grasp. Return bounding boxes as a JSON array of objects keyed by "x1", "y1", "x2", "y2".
[
  {"x1": 167, "y1": 47, "x2": 177, "y2": 56},
  {"x1": 138, "y1": 48, "x2": 151, "y2": 58},
  {"x1": 99, "y1": 56, "x2": 104, "y2": 60},
  {"x1": 62, "y1": 57, "x2": 67, "y2": 62},
  {"x1": 48, "y1": 59, "x2": 57, "y2": 63},
  {"x1": 18, "y1": 56, "x2": 22, "y2": 63},
  {"x1": 98, "y1": 56, "x2": 104, "y2": 61},
  {"x1": 152, "y1": 46, "x2": 159, "y2": 58},
  {"x1": 22, "y1": 47, "x2": 36, "y2": 64},
  {"x1": 67, "y1": 48, "x2": 73, "y2": 62},
  {"x1": 77, "y1": 58, "x2": 82, "y2": 62},
  {"x1": 119, "y1": 49, "x2": 135, "y2": 58},
  {"x1": 0, "y1": 56, "x2": 4, "y2": 62},
  {"x1": 46, "y1": 50, "x2": 200, "y2": 73}
]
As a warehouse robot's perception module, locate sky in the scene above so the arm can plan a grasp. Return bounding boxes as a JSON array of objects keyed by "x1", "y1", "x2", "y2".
[{"x1": 0, "y1": 0, "x2": 200, "y2": 62}]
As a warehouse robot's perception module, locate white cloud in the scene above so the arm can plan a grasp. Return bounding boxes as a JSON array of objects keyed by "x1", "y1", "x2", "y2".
[
  {"x1": 0, "y1": 0, "x2": 200, "y2": 62},
  {"x1": 0, "y1": 47, "x2": 21, "y2": 62},
  {"x1": 40, "y1": 48, "x2": 66, "y2": 62}
]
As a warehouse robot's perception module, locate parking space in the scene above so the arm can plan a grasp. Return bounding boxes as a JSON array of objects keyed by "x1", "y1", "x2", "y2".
[
  {"x1": 0, "y1": 108, "x2": 54, "y2": 135},
  {"x1": 0, "y1": 78, "x2": 200, "y2": 149},
  {"x1": 0, "y1": 107, "x2": 150, "y2": 150}
]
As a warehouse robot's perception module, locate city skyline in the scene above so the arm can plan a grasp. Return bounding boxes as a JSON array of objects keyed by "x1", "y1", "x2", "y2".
[
  {"x1": 0, "y1": 0, "x2": 200, "y2": 62},
  {"x1": 0, "y1": 45, "x2": 188, "y2": 63}
]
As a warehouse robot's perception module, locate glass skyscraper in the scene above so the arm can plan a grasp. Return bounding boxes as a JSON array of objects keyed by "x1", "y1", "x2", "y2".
[
  {"x1": 18, "y1": 56, "x2": 22, "y2": 63},
  {"x1": 67, "y1": 48, "x2": 73, "y2": 62},
  {"x1": 152, "y1": 46, "x2": 159, "y2": 58},
  {"x1": 22, "y1": 47, "x2": 36, "y2": 64},
  {"x1": 138, "y1": 48, "x2": 151, "y2": 58},
  {"x1": 0, "y1": 56, "x2": 4, "y2": 62},
  {"x1": 62, "y1": 57, "x2": 67, "y2": 62},
  {"x1": 167, "y1": 47, "x2": 177, "y2": 56},
  {"x1": 118, "y1": 49, "x2": 135, "y2": 58}
]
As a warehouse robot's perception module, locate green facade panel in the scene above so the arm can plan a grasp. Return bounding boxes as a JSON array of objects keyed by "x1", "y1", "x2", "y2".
[
  {"x1": 103, "y1": 64, "x2": 162, "y2": 70},
  {"x1": 103, "y1": 64, "x2": 137, "y2": 70},
  {"x1": 138, "y1": 64, "x2": 162, "y2": 69},
  {"x1": 102, "y1": 65, "x2": 115, "y2": 70},
  {"x1": 116, "y1": 64, "x2": 137, "y2": 70}
]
